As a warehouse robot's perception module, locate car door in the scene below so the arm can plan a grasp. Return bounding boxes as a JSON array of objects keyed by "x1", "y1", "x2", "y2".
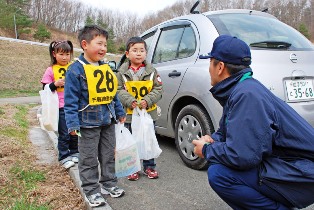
[{"x1": 143, "y1": 20, "x2": 199, "y2": 137}]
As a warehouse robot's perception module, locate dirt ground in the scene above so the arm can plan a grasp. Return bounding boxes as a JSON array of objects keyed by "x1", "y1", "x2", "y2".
[
  {"x1": 27, "y1": 107, "x2": 85, "y2": 209},
  {"x1": 0, "y1": 105, "x2": 85, "y2": 209}
]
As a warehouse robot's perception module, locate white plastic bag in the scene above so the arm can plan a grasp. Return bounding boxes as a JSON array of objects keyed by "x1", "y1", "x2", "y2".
[
  {"x1": 39, "y1": 84, "x2": 59, "y2": 132},
  {"x1": 115, "y1": 123, "x2": 141, "y2": 178},
  {"x1": 131, "y1": 107, "x2": 162, "y2": 160}
]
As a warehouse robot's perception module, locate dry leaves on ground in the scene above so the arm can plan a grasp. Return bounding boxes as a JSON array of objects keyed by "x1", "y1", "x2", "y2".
[{"x1": 0, "y1": 105, "x2": 85, "y2": 209}]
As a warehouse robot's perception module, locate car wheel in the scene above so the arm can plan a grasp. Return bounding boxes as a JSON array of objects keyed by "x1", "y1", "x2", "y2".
[{"x1": 175, "y1": 104, "x2": 214, "y2": 170}]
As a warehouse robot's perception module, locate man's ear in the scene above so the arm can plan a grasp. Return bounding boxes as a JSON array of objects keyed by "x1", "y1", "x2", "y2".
[
  {"x1": 217, "y1": 61, "x2": 225, "y2": 76},
  {"x1": 218, "y1": 62, "x2": 231, "y2": 79}
]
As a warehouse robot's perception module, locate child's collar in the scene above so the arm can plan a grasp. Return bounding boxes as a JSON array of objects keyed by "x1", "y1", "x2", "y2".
[{"x1": 128, "y1": 63, "x2": 145, "y2": 71}]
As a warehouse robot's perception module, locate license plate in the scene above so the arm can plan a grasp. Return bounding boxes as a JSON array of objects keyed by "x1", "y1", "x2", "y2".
[{"x1": 285, "y1": 79, "x2": 314, "y2": 101}]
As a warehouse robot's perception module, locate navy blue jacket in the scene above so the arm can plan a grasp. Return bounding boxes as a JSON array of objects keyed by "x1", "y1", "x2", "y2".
[
  {"x1": 64, "y1": 54, "x2": 125, "y2": 133},
  {"x1": 203, "y1": 68, "x2": 314, "y2": 208}
]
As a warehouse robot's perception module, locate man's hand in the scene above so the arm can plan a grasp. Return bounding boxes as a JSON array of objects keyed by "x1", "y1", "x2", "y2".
[
  {"x1": 192, "y1": 135, "x2": 215, "y2": 158},
  {"x1": 200, "y1": 135, "x2": 215, "y2": 144},
  {"x1": 192, "y1": 138, "x2": 206, "y2": 158}
]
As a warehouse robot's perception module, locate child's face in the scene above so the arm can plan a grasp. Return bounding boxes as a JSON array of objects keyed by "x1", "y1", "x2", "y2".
[
  {"x1": 82, "y1": 35, "x2": 107, "y2": 63},
  {"x1": 53, "y1": 51, "x2": 71, "y2": 66},
  {"x1": 126, "y1": 43, "x2": 147, "y2": 67}
]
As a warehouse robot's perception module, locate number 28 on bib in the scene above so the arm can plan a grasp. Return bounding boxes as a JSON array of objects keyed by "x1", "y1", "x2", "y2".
[{"x1": 84, "y1": 64, "x2": 118, "y2": 105}]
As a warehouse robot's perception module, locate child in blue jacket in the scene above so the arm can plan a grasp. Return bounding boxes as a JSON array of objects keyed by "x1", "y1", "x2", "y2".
[{"x1": 64, "y1": 25, "x2": 126, "y2": 207}]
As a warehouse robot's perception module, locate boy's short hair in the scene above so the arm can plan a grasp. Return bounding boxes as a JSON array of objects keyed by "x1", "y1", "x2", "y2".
[
  {"x1": 78, "y1": 25, "x2": 109, "y2": 49},
  {"x1": 125, "y1": 36, "x2": 147, "y2": 51}
]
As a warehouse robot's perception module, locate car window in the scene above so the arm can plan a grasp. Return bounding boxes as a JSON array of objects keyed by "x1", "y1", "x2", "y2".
[
  {"x1": 208, "y1": 13, "x2": 314, "y2": 50},
  {"x1": 152, "y1": 26, "x2": 196, "y2": 63},
  {"x1": 178, "y1": 27, "x2": 196, "y2": 58},
  {"x1": 142, "y1": 31, "x2": 155, "y2": 50}
]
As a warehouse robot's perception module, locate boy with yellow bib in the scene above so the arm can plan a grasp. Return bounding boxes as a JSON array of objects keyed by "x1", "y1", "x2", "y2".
[
  {"x1": 64, "y1": 25, "x2": 126, "y2": 207},
  {"x1": 117, "y1": 37, "x2": 163, "y2": 181}
]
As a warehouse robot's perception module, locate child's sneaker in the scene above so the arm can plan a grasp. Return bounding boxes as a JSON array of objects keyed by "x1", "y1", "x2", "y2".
[
  {"x1": 70, "y1": 153, "x2": 79, "y2": 163},
  {"x1": 144, "y1": 168, "x2": 159, "y2": 179},
  {"x1": 86, "y1": 193, "x2": 106, "y2": 207},
  {"x1": 127, "y1": 172, "x2": 139, "y2": 181},
  {"x1": 101, "y1": 186, "x2": 125, "y2": 198},
  {"x1": 71, "y1": 156, "x2": 79, "y2": 163},
  {"x1": 62, "y1": 160, "x2": 75, "y2": 169}
]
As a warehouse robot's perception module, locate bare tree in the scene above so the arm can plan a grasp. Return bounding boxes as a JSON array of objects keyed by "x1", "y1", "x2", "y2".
[
  {"x1": 23, "y1": 0, "x2": 314, "y2": 47},
  {"x1": 311, "y1": 0, "x2": 314, "y2": 40}
]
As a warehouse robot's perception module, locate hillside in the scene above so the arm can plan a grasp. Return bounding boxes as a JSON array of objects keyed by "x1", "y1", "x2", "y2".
[
  {"x1": 0, "y1": 27, "x2": 80, "y2": 48},
  {"x1": 0, "y1": 39, "x2": 121, "y2": 98}
]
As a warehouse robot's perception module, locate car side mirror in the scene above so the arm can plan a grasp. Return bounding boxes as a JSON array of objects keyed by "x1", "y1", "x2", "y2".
[{"x1": 108, "y1": 61, "x2": 117, "y2": 72}]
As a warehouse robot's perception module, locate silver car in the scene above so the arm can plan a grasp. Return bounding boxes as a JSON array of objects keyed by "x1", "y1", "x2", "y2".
[{"x1": 119, "y1": 6, "x2": 314, "y2": 169}]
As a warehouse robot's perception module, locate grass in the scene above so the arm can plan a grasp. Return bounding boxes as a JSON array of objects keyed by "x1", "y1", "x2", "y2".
[
  {"x1": 0, "y1": 104, "x2": 46, "y2": 208},
  {"x1": 0, "y1": 39, "x2": 122, "y2": 98},
  {"x1": 0, "y1": 104, "x2": 84, "y2": 209},
  {"x1": 8, "y1": 199, "x2": 49, "y2": 210},
  {"x1": 14, "y1": 105, "x2": 29, "y2": 128},
  {"x1": 10, "y1": 165, "x2": 46, "y2": 190},
  {"x1": 0, "y1": 90, "x2": 39, "y2": 98}
]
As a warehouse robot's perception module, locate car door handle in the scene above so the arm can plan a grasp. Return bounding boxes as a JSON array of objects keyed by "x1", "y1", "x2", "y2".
[{"x1": 168, "y1": 70, "x2": 181, "y2": 77}]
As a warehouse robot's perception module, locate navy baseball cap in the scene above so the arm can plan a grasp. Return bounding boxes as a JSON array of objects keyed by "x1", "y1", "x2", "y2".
[{"x1": 199, "y1": 35, "x2": 251, "y2": 66}]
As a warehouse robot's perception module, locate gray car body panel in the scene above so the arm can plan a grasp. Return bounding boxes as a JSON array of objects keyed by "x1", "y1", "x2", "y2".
[{"x1": 141, "y1": 9, "x2": 314, "y2": 139}]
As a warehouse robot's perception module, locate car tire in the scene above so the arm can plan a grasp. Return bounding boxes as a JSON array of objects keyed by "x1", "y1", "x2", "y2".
[{"x1": 175, "y1": 104, "x2": 214, "y2": 170}]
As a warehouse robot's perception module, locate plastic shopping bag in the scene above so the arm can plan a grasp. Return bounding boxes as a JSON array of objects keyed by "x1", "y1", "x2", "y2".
[
  {"x1": 131, "y1": 107, "x2": 162, "y2": 160},
  {"x1": 115, "y1": 123, "x2": 141, "y2": 178},
  {"x1": 39, "y1": 84, "x2": 59, "y2": 132}
]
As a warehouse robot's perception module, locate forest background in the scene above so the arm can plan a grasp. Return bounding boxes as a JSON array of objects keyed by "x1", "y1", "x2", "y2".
[
  {"x1": 1, "y1": 0, "x2": 314, "y2": 52},
  {"x1": 0, "y1": 0, "x2": 313, "y2": 98}
]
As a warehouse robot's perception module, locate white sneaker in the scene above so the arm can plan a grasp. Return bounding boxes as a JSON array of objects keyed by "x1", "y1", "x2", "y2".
[
  {"x1": 86, "y1": 193, "x2": 106, "y2": 207},
  {"x1": 62, "y1": 160, "x2": 75, "y2": 169},
  {"x1": 101, "y1": 186, "x2": 125, "y2": 198},
  {"x1": 72, "y1": 156, "x2": 79, "y2": 163}
]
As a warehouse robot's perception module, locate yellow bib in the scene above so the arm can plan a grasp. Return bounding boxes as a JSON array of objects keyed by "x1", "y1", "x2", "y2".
[
  {"x1": 125, "y1": 80, "x2": 157, "y2": 114},
  {"x1": 52, "y1": 64, "x2": 70, "y2": 92},
  {"x1": 84, "y1": 64, "x2": 118, "y2": 105}
]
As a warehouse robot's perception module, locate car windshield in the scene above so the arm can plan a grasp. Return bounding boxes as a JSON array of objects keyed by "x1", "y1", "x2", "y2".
[{"x1": 207, "y1": 13, "x2": 314, "y2": 51}]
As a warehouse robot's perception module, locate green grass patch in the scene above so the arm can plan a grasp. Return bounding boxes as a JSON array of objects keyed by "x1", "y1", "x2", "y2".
[
  {"x1": 9, "y1": 198, "x2": 49, "y2": 210},
  {"x1": 14, "y1": 105, "x2": 29, "y2": 128},
  {"x1": 0, "y1": 107, "x2": 4, "y2": 115},
  {"x1": 0, "y1": 127, "x2": 27, "y2": 139},
  {"x1": 0, "y1": 90, "x2": 39, "y2": 98},
  {"x1": 10, "y1": 166, "x2": 46, "y2": 190}
]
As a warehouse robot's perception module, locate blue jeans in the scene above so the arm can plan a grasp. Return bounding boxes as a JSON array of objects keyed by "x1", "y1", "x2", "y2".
[
  {"x1": 207, "y1": 164, "x2": 292, "y2": 210},
  {"x1": 124, "y1": 123, "x2": 156, "y2": 170},
  {"x1": 58, "y1": 108, "x2": 78, "y2": 161}
]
